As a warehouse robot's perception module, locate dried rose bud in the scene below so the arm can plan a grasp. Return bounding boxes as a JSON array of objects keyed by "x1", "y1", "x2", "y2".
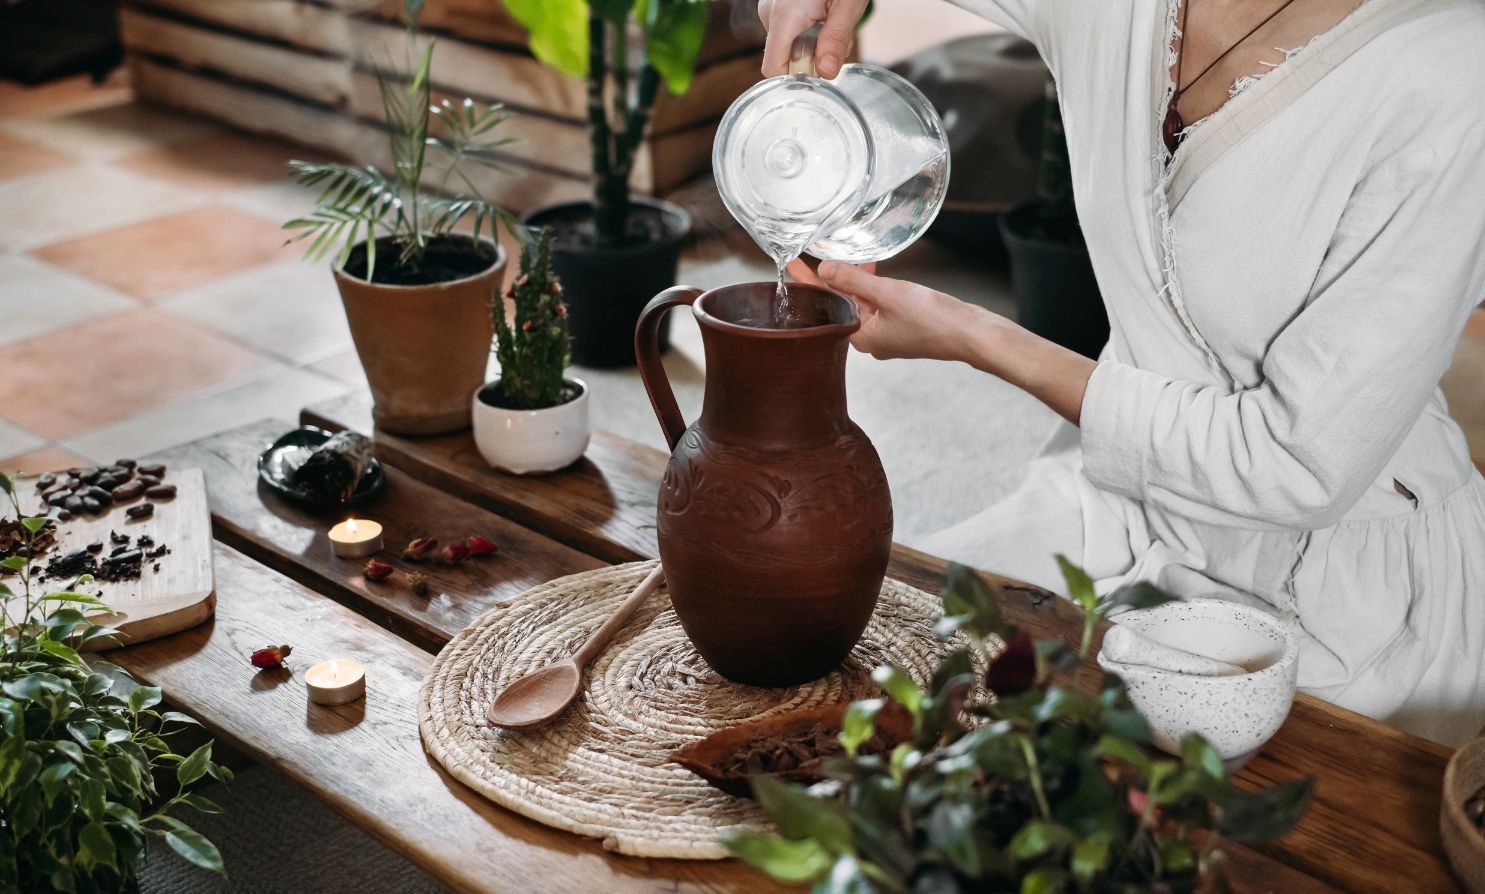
[
  {"x1": 407, "y1": 571, "x2": 429, "y2": 596},
  {"x1": 985, "y1": 632, "x2": 1036, "y2": 696},
  {"x1": 250, "y1": 644, "x2": 292, "y2": 669},
  {"x1": 550, "y1": 281, "x2": 563, "y2": 295},
  {"x1": 554, "y1": 302, "x2": 568, "y2": 318},
  {"x1": 364, "y1": 559, "x2": 395, "y2": 581},
  {"x1": 514, "y1": 273, "x2": 529, "y2": 286},
  {"x1": 403, "y1": 537, "x2": 438, "y2": 562},
  {"x1": 439, "y1": 543, "x2": 470, "y2": 565},
  {"x1": 465, "y1": 534, "x2": 499, "y2": 557},
  {"x1": 521, "y1": 319, "x2": 533, "y2": 332}
]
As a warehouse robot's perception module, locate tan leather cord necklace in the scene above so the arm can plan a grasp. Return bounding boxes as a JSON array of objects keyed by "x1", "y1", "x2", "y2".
[{"x1": 1163, "y1": 0, "x2": 1302, "y2": 152}]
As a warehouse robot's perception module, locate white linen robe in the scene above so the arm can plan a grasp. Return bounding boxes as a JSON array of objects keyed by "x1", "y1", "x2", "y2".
[{"x1": 922, "y1": 0, "x2": 1485, "y2": 745}]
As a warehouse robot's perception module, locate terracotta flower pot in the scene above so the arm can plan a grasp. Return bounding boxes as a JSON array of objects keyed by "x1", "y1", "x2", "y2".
[
  {"x1": 332, "y1": 235, "x2": 505, "y2": 436},
  {"x1": 635, "y1": 282, "x2": 894, "y2": 687}
]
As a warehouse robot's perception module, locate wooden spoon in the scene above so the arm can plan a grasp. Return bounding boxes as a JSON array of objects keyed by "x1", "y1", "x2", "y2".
[{"x1": 486, "y1": 564, "x2": 665, "y2": 729}]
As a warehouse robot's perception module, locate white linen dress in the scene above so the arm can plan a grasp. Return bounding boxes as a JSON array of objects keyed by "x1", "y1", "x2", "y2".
[{"x1": 921, "y1": 0, "x2": 1485, "y2": 745}]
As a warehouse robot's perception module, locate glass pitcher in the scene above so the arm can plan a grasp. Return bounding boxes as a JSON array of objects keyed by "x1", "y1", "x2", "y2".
[{"x1": 713, "y1": 61, "x2": 950, "y2": 265}]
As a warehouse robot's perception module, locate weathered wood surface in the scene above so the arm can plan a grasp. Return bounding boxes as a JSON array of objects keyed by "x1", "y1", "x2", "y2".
[
  {"x1": 108, "y1": 544, "x2": 793, "y2": 894},
  {"x1": 8, "y1": 469, "x2": 215, "y2": 649},
  {"x1": 152, "y1": 422, "x2": 1331, "y2": 893},
  {"x1": 130, "y1": 0, "x2": 352, "y2": 54},
  {"x1": 303, "y1": 391, "x2": 1460, "y2": 894},
  {"x1": 150, "y1": 419, "x2": 603, "y2": 653}
]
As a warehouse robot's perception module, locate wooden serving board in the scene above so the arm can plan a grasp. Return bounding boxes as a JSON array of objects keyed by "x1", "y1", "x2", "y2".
[{"x1": 6, "y1": 468, "x2": 215, "y2": 649}]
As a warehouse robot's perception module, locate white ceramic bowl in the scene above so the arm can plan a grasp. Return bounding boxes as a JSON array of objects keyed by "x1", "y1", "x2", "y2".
[
  {"x1": 1097, "y1": 598, "x2": 1299, "y2": 762},
  {"x1": 471, "y1": 377, "x2": 591, "y2": 475}
]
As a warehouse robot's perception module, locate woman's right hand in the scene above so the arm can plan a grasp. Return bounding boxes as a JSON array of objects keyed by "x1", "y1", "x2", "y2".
[{"x1": 758, "y1": 0, "x2": 867, "y2": 79}]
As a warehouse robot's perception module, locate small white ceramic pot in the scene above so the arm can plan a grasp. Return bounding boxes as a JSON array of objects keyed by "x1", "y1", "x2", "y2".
[
  {"x1": 1097, "y1": 598, "x2": 1299, "y2": 764},
  {"x1": 471, "y1": 377, "x2": 591, "y2": 475}
]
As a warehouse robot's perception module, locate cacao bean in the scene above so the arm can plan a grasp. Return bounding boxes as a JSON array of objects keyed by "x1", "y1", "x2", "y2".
[
  {"x1": 137, "y1": 475, "x2": 161, "y2": 488},
  {"x1": 56, "y1": 509, "x2": 72, "y2": 522},
  {"x1": 86, "y1": 486, "x2": 113, "y2": 506},
  {"x1": 115, "y1": 458, "x2": 137, "y2": 469},
  {"x1": 78, "y1": 466, "x2": 100, "y2": 483},
  {"x1": 146, "y1": 484, "x2": 176, "y2": 500},
  {"x1": 111, "y1": 480, "x2": 146, "y2": 501},
  {"x1": 126, "y1": 503, "x2": 154, "y2": 519},
  {"x1": 138, "y1": 463, "x2": 165, "y2": 478},
  {"x1": 81, "y1": 497, "x2": 101, "y2": 514},
  {"x1": 64, "y1": 496, "x2": 83, "y2": 512},
  {"x1": 96, "y1": 476, "x2": 122, "y2": 491},
  {"x1": 37, "y1": 472, "x2": 56, "y2": 488}
]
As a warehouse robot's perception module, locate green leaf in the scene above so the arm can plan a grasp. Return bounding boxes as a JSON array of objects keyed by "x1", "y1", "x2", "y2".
[
  {"x1": 502, "y1": 0, "x2": 588, "y2": 78},
  {"x1": 643, "y1": 0, "x2": 707, "y2": 95},
  {"x1": 1181, "y1": 734, "x2": 1225, "y2": 779},
  {"x1": 1020, "y1": 868, "x2": 1068, "y2": 894},
  {"x1": 725, "y1": 832, "x2": 832, "y2": 883},
  {"x1": 127, "y1": 686, "x2": 162, "y2": 714},
  {"x1": 177, "y1": 742, "x2": 212, "y2": 787},
  {"x1": 1071, "y1": 837, "x2": 1111, "y2": 882},
  {"x1": 870, "y1": 664, "x2": 923, "y2": 720},
  {"x1": 1008, "y1": 821, "x2": 1075, "y2": 860},
  {"x1": 36, "y1": 638, "x2": 81, "y2": 666},
  {"x1": 38, "y1": 761, "x2": 74, "y2": 803},
  {"x1": 1055, "y1": 555, "x2": 1097, "y2": 616},
  {"x1": 818, "y1": 855, "x2": 875, "y2": 894},
  {"x1": 79, "y1": 821, "x2": 117, "y2": 871},
  {"x1": 21, "y1": 516, "x2": 48, "y2": 533},
  {"x1": 838, "y1": 698, "x2": 884, "y2": 757},
  {"x1": 0, "y1": 556, "x2": 27, "y2": 572},
  {"x1": 1102, "y1": 581, "x2": 1179, "y2": 613},
  {"x1": 163, "y1": 826, "x2": 225, "y2": 874},
  {"x1": 1092, "y1": 735, "x2": 1150, "y2": 773},
  {"x1": 924, "y1": 801, "x2": 980, "y2": 876},
  {"x1": 160, "y1": 711, "x2": 201, "y2": 727},
  {"x1": 0, "y1": 469, "x2": 11, "y2": 492},
  {"x1": 1210, "y1": 776, "x2": 1316, "y2": 842},
  {"x1": 750, "y1": 775, "x2": 852, "y2": 855},
  {"x1": 180, "y1": 793, "x2": 226, "y2": 815},
  {"x1": 938, "y1": 562, "x2": 1007, "y2": 641}
]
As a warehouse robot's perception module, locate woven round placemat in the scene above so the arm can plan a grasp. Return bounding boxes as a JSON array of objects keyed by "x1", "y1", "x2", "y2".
[{"x1": 418, "y1": 560, "x2": 952, "y2": 859}]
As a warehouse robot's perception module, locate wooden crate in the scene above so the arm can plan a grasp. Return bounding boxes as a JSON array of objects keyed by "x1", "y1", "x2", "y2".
[{"x1": 121, "y1": 0, "x2": 762, "y2": 211}]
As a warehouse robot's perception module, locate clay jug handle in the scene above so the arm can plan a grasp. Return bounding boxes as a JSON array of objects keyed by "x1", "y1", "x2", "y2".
[{"x1": 635, "y1": 285, "x2": 703, "y2": 451}]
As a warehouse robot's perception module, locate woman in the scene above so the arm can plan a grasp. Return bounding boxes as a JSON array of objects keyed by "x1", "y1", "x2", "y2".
[{"x1": 759, "y1": 0, "x2": 1485, "y2": 746}]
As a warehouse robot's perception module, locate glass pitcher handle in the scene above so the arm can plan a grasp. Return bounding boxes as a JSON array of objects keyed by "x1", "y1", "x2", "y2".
[
  {"x1": 635, "y1": 286, "x2": 703, "y2": 451},
  {"x1": 788, "y1": 24, "x2": 822, "y2": 76}
]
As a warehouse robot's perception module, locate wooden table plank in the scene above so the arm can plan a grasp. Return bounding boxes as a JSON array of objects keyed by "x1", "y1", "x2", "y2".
[
  {"x1": 110, "y1": 544, "x2": 787, "y2": 894},
  {"x1": 151, "y1": 419, "x2": 605, "y2": 653},
  {"x1": 303, "y1": 392, "x2": 1460, "y2": 894}
]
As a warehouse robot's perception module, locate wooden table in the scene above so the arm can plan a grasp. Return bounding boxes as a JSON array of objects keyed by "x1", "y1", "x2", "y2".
[{"x1": 108, "y1": 390, "x2": 1458, "y2": 894}]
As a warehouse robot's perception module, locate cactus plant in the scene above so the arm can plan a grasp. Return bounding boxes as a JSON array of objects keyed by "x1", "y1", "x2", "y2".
[{"x1": 492, "y1": 229, "x2": 572, "y2": 409}]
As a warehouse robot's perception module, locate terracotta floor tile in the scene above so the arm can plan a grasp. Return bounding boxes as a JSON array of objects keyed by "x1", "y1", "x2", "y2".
[
  {"x1": 306, "y1": 349, "x2": 368, "y2": 388},
  {"x1": 0, "y1": 417, "x2": 46, "y2": 460},
  {"x1": 0, "y1": 73, "x2": 132, "y2": 121},
  {"x1": 1, "y1": 101, "x2": 217, "y2": 161},
  {"x1": 33, "y1": 206, "x2": 293, "y2": 302},
  {"x1": 0, "y1": 165, "x2": 202, "y2": 252},
  {"x1": 163, "y1": 260, "x2": 351, "y2": 363},
  {"x1": 0, "y1": 445, "x2": 91, "y2": 477},
  {"x1": 117, "y1": 131, "x2": 319, "y2": 195},
  {"x1": 0, "y1": 132, "x2": 73, "y2": 181},
  {"x1": 0, "y1": 309, "x2": 272, "y2": 439}
]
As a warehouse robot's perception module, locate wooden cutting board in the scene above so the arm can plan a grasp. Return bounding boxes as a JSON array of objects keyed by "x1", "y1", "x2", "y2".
[{"x1": 5, "y1": 468, "x2": 215, "y2": 649}]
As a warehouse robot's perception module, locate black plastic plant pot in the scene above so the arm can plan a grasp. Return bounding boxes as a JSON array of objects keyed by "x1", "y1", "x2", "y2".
[
  {"x1": 523, "y1": 198, "x2": 692, "y2": 369},
  {"x1": 998, "y1": 201, "x2": 1110, "y2": 360}
]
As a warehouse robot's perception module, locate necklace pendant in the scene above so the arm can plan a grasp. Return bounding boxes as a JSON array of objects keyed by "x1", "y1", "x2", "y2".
[{"x1": 1162, "y1": 104, "x2": 1185, "y2": 154}]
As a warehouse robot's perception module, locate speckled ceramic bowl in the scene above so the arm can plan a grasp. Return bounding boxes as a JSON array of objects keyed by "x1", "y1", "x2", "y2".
[{"x1": 1097, "y1": 598, "x2": 1299, "y2": 763}]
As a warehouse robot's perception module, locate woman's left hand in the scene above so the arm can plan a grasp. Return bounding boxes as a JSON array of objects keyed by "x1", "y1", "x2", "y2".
[
  {"x1": 791, "y1": 259, "x2": 1098, "y2": 424},
  {"x1": 789, "y1": 259, "x2": 1015, "y2": 363}
]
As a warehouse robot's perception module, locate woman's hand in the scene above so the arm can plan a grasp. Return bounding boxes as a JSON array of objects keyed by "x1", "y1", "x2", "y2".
[
  {"x1": 758, "y1": 0, "x2": 867, "y2": 79},
  {"x1": 798, "y1": 260, "x2": 1099, "y2": 424}
]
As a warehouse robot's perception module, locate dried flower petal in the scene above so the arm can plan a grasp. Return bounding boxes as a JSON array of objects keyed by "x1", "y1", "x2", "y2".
[
  {"x1": 250, "y1": 644, "x2": 292, "y2": 669},
  {"x1": 364, "y1": 559, "x2": 395, "y2": 582},
  {"x1": 985, "y1": 632, "x2": 1037, "y2": 696},
  {"x1": 554, "y1": 302, "x2": 568, "y2": 318},
  {"x1": 439, "y1": 543, "x2": 470, "y2": 565},
  {"x1": 403, "y1": 537, "x2": 438, "y2": 562},
  {"x1": 407, "y1": 571, "x2": 429, "y2": 596},
  {"x1": 465, "y1": 534, "x2": 499, "y2": 557}
]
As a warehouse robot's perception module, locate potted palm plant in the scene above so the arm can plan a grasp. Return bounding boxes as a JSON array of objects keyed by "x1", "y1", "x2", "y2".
[
  {"x1": 473, "y1": 228, "x2": 590, "y2": 474},
  {"x1": 998, "y1": 77, "x2": 1109, "y2": 360},
  {"x1": 285, "y1": 3, "x2": 520, "y2": 435},
  {"x1": 501, "y1": 0, "x2": 699, "y2": 368}
]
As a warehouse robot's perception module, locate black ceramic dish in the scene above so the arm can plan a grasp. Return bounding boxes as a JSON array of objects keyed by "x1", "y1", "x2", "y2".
[{"x1": 257, "y1": 426, "x2": 385, "y2": 508}]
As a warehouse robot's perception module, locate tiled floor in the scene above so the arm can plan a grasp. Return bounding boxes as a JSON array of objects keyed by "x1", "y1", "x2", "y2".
[{"x1": 0, "y1": 73, "x2": 362, "y2": 469}]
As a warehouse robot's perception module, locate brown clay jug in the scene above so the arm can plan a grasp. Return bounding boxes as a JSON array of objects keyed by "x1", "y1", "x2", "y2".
[{"x1": 635, "y1": 282, "x2": 893, "y2": 687}]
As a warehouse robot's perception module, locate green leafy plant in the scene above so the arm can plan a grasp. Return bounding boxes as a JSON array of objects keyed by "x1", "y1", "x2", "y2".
[
  {"x1": 502, "y1": 0, "x2": 709, "y2": 246},
  {"x1": 284, "y1": 1, "x2": 520, "y2": 281},
  {"x1": 0, "y1": 472, "x2": 228, "y2": 891},
  {"x1": 728, "y1": 560, "x2": 1315, "y2": 893},
  {"x1": 492, "y1": 228, "x2": 572, "y2": 409}
]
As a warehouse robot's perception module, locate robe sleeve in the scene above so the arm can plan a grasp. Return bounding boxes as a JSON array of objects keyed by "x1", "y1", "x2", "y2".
[{"x1": 1079, "y1": 128, "x2": 1485, "y2": 531}]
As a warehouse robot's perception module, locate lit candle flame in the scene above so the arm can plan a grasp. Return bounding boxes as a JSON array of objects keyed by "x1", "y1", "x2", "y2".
[
  {"x1": 328, "y1": 659, "x2": 343, "y2": 681},
  {"x1": 346, "y1": 518, "x2": 358, "y2": 536}
]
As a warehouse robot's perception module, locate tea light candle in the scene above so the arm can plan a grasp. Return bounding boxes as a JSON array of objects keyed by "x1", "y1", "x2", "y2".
[
  {"x1": 328, "y1": 518, "x2": 382, "y2": 558},
  {"x1": 305, "y1": 659, "x2": 365, "y2": 705}
]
